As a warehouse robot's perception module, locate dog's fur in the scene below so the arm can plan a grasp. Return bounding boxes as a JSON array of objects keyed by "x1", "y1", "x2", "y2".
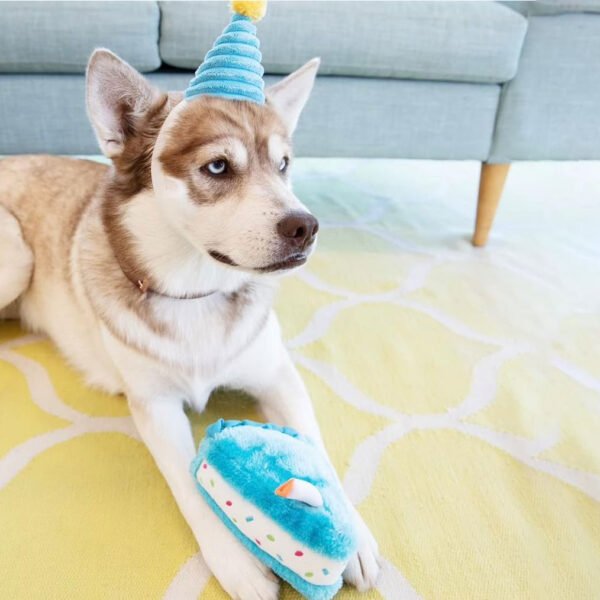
[{"x1": 0, "y1": 50, "x2": 379, "y2": 599}]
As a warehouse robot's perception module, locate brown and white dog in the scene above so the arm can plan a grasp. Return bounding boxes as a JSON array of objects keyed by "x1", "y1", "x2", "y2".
[{"x1": 0, "y1": 50, "x2": 379, "y2": 599}]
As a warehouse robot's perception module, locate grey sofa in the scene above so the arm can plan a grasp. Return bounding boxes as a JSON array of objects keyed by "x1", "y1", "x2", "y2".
[{"x1": 1, "y1": 1, "x2": 599, "y2": 245}]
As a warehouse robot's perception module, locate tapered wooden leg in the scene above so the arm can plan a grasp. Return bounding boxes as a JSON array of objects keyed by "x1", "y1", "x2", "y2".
[{"x1": 472, "y1": 162, "x2": 510, "y2": 247}]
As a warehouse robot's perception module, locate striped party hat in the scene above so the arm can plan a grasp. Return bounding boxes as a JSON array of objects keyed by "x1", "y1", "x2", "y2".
[{"x1": 185, "y1": 1, "x2": 267, "y2": 104}]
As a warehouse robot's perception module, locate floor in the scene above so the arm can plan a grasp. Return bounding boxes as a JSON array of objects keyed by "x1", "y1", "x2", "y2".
[{"x1": 1, "y1": 159, "x2": 599, "y2": 599}]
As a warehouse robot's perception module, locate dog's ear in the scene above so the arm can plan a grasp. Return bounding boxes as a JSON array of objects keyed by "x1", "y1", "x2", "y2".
[
  {"x1": 86, "y1": 49, "x2": 162, "y2": 158},
  {"x1": 266, "y1": 58, "x2": 320, "y2": 135}
]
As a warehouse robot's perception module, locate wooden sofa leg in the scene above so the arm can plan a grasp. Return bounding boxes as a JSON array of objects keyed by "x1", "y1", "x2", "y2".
[{"x1": 472, "y1": 162, "x2": 510, "y2": 247}]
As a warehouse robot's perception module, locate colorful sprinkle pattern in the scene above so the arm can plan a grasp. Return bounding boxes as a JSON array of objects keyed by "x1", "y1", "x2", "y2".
[{"x1": 196, "y1": 461, "x2": 346, "y2": 586}]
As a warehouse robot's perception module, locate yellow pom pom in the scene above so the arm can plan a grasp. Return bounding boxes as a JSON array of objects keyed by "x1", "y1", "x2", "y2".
[{"x1": 231, "y1": 0, "x2": 267, "y2": 22}]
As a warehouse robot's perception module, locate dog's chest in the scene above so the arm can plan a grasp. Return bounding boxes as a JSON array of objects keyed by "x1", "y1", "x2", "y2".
[{"x1": 144, "y1": 284, "x2": 271, "y2": 379}]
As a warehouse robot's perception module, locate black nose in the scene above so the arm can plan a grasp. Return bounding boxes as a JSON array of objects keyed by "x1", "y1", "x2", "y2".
[{"x1": 277, "y1": 212, "x2": 319, "y2": 251}]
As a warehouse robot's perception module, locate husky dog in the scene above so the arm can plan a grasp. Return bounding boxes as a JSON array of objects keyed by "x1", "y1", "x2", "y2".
[{"x1": 0, "y1": 50, "x2": 379, "y2": 599}]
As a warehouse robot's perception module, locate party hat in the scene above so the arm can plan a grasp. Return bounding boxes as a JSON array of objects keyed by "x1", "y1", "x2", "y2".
[{"x1": 185, "y1": 1, "x2": 267, "y2": 104}]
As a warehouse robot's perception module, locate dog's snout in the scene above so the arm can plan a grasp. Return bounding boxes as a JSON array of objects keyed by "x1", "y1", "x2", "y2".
[{"x1": 277, "y1": 212, "x2": 319, "y2": 250}]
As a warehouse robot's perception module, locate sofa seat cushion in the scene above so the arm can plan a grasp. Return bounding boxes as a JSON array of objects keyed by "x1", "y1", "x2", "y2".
[
  {"x1": 159, "y1": 1, "x2": 527, "y2": 84},
  {"x1": 0, "y1": 1, "x2": 161, "y2": 73},
  {"x1": 0, "y1": 72, "x2": 499, "y2": 159}
]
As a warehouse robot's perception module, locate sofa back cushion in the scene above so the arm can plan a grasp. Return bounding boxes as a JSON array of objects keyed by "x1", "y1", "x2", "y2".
[
  {"x1": 160, "y1": 1, "x2": 527, "y2": 84},
  {"x1": 0, "y1": 1, "x2": 161, "y2": 73}
]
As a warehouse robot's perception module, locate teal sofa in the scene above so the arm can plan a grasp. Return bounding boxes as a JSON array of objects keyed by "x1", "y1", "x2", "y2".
[{"x1": 0, "y1": 1, "x2": 598, "y2": 245}]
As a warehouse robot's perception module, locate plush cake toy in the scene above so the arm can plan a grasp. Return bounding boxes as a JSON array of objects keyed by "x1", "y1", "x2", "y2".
[{"x1": 191, "y1": 420, "x2": 358, "y2": 600}]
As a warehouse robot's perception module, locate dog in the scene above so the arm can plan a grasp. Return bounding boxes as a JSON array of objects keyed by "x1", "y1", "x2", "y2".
[{"x1": 0, "y1": 49, "x2": 380, "y2": 599}]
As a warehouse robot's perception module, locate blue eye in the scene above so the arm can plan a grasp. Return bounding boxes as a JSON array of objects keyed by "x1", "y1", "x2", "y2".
[
  {"x1": 279, "y1": 157, "x2": 289, "y2": 172},
  {"x1": 206, "y1": 160, "x2": 228, "y2": 175}
]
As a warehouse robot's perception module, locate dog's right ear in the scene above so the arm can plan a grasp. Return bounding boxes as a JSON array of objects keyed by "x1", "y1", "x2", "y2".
[{"x1": 86, "y1": 49, "x2": 162, "y2": 158}]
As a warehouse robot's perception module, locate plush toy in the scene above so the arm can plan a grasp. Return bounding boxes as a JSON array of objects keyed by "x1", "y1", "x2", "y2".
[
  {"x1": 185, "y1": 0, "x2": 268, "y2": 104},
  {"x1": 191, "y1": 420, "x2": 358, "y2": 600}
]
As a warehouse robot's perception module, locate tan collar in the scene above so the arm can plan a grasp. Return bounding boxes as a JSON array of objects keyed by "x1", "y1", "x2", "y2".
[
  {"x1": 131, "y1": 275, "x2": 217, "y2": 300},
  {"x1": 115, "y1": 254, "x2": 217, "y2": 301}
]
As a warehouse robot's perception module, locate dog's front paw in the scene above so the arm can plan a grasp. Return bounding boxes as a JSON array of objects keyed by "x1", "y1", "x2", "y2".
[
  {"x1": 201, "y1": 535, "x2": 279, "y2": 600},
  {"x1": 343, "y1": 513, "x2": 381, "y2": 592}
]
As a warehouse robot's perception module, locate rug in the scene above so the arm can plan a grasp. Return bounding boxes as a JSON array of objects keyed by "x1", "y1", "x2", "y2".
[{"x1": 1, "y1": 159, "x2": 599, "y2": 599}]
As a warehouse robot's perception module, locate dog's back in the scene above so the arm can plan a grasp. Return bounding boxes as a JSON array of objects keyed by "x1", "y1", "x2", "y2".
[
  {"x1": 0, "y1": 156, "x2": 124, "y2": 388},
  {"x1": 0, "y1": 155, "x2": 107, "y2": 274}
]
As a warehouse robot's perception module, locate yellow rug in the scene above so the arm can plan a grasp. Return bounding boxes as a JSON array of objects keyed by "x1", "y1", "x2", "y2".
[{"x1": 1, "y1": 159, "x2": 600, "y2": 599}]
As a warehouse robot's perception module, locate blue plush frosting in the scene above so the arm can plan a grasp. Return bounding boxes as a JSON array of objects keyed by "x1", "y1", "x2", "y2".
[
  {"x1": 190, "y1": 419, "x2": 358, "y2": 600},
  {"x1": 185, "y1": 15, "x2": 265, "y2": 104}
]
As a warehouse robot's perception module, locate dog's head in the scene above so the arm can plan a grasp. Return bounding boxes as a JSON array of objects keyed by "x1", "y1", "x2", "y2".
[{"x1": 86, "y1": 49, "x2": 319, "y2": 274}]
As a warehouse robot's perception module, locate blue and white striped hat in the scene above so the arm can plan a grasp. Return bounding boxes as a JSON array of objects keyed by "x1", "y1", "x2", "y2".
[{"x1": 185, "y1": 1, "x2": 267, "y2": 104}]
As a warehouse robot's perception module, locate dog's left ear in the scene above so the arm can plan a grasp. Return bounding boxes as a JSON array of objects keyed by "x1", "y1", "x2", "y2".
[{"x1": 266, "y1": 58, "x2": 320, "y2": 135}]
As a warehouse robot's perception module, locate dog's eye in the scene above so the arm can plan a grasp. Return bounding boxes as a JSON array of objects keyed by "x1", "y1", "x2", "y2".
[
  {"x1": 279, "y1": 157, "x2": 289, "y2": 173},
  {"x1": 205, "y1": 160, "x2": 228, "y2": 175}
]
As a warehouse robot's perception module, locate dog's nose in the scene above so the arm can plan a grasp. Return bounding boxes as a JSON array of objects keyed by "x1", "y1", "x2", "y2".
[{"x1": 277, "y1": 212, "x2": 319, "y2": 250}]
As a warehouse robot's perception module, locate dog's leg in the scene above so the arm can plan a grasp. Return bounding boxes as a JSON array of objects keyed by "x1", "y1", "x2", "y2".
[
  {"x1": 241, "y1": 345, "x2": 381, "y2": 592},
  {"x1": 128, "y1": 396, "x2": 279, "y2": 600},
  {"x1": 0, "y1": 206, "x2": 33, "y2": 312}
]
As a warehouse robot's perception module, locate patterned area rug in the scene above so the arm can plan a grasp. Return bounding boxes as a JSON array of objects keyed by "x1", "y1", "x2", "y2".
[{"x1": 1, "y1": 159, "x2": 600, "y2": 599}]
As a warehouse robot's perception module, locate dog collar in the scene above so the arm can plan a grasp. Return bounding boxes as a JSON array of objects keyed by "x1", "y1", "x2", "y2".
[
  {"x1": 114, "y1": 253, "x2": 217, "y2": 301},
  {"x1": 131, "y1": 276, "x2": 217, "y2": 301}
]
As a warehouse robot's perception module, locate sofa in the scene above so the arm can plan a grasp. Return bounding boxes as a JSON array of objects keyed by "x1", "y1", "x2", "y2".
[{"x1": 0, "y1": 1, "x2": 599, "y2": 245}]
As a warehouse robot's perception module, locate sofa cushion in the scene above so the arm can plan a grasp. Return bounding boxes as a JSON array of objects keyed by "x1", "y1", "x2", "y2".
[
  {"x1": 503, "y1": 0, "x2": 600, "y2": 16},
  {"x1": 0, "y1": 72, "x2": 499, "y2": 159},
  {"x1": 489, "y1": 14, "x2": 600, "y2": 161},
  {"x1": 160, "y1": 1, "x2": 527, "y2": 84},
  {"x1": 529, "y1": 0, "x2": 600, "y2": 15},
  {"x1": 0, "y1": 1, "x2": 161, "y2": 73}
]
